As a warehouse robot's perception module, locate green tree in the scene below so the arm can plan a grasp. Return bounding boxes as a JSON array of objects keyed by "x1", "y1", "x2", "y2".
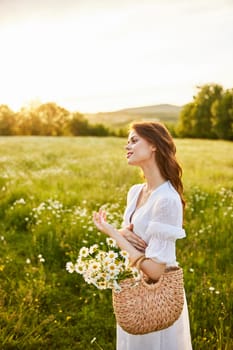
[
  {"x1": 177, "y1": 84, "x2": 224, "y2": 138},
  {"x1": 36, "y1": 103, "x2": 70, "y2": 136},
  {"x1": 0, "y1": 105, "x2": 16, "y2": 135},
  {"x1": 15, "y1": 103, "x2": 70, "y2": 136},
  {"x1": 211, "y1": 89, "x2": 233, "y2": 140},
  {"x1": 176, "y1": 102, "x2": 195, "y2": 137},
  {"x1": 192, "y1": 84, "x2": 223, "y2": 138},
  {"x1": 69, "y1": 112, "x2": 90, "y2": 136},
  {"x1": 89, "y1": 123, "x2": 110, "y2": 136},
  {"x1": 15, "y1": 108, "x2": 43, "y2": 135}
]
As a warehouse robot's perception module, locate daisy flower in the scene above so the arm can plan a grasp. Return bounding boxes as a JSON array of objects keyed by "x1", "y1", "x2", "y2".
[
  {"x1": 89, "y1": 244, "x2": 99, "y2": 254},
  {"x1": 79, "y1": 247, "x2": 89, "y2": 257},
  {"x1": 107, "y1": 250, "x2": 118, "y2": 260},
  {"x1": 106, "y1": 237, "x2": 117, "y2": 248},
  {"x1": 66, "y1": 262, "x2": 75, "y2": 273}
]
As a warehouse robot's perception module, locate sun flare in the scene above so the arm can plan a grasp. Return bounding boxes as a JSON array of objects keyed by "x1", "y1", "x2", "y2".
[{"x1": 0, "y1": 0, "x2": 232, "y2": 113}]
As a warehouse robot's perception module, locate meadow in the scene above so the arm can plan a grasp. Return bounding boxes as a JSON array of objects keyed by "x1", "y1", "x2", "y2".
[{"x1": 0, "y1": 136, "x2": 232, "y2": 350}]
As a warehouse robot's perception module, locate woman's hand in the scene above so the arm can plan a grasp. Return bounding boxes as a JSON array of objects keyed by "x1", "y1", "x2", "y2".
[
  {"x1": 93, "y1": 209, "x2": 115, "y2": 236},
  {"x1": 93, "y1": 210, "x2": 147, "y2": 252},
  {"x1": 119, "y1": 224, "x2": 147, "y2": 252}
]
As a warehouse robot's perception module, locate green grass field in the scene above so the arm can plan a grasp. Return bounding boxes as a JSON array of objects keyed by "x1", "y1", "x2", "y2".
[{"x1": 0, "y1": 136, "x2": 232, "y2": 349}]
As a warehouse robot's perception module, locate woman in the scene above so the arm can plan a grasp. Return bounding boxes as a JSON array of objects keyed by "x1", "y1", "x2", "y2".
[{"x1": 93, "y1": 121, "x2": 192, "y2": 350}]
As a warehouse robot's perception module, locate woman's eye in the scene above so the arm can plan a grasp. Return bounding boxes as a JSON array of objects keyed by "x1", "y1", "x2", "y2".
[{"x1": 127, "y1": 137, "x2": 138, "y2": 145}]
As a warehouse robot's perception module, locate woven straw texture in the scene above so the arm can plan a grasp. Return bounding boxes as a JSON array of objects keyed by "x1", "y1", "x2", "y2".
[{"x1": 112, "y1": 267, "x2": 184, "y2": 335}]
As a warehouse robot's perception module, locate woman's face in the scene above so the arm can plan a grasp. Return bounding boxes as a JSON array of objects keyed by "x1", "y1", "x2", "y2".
[{"x1": 125, "y1": 130, "x2": 156, "y2": 166}]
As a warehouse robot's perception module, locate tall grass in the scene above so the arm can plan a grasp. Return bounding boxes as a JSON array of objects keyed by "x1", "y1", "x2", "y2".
[{"x1": 0, "y1": 136, "x2": 232, "y2": 349}]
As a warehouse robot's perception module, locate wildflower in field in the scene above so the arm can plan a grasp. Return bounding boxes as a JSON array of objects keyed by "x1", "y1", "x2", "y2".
[
  {"x1": 38, "y1": 254, "x2": 45, "y2": 263},
  {"x1": 26, "y1": 258, "x2": 31, "y2": 264},
  {"x1": 66, "y1": 262, "x2": 75, "y2": 273},
  {"x1": 91, "y1": 337, "x2": 96, "y2": 344},
  {"x1": 14, "y1": 198, "x2": 26, "y2": 205}
]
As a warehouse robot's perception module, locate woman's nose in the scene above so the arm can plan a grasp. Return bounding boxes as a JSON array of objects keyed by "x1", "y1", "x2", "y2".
[{"x1": 125, "y1": 144, "x2": 130, "y2": 150}]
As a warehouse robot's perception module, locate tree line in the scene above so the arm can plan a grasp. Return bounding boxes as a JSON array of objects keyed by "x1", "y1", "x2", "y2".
[
  {"x1": 0, "y1": 103, "x2": 115, "y2": 137},
  {"x1": 0, "y1": 84, "x2": 232, "y2": 139},
  {"x1": 176, "y1": 84, "x2": 233, "y2": 140}
]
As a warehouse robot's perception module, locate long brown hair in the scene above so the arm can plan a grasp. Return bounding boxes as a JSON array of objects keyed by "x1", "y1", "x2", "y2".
[{"x1": 130, "y1": 121, "x2": 185, "y2": 209}]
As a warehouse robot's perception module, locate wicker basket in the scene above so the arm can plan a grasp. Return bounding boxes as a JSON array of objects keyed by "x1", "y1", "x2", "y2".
[{"x1": 112, "y1": 266, "x2": 184, "y2": 335}]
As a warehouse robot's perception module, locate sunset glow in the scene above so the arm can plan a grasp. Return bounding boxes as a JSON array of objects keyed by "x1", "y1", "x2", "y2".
[{"x1": 0, "y1": 0, "x2": 232, "y2": 113}]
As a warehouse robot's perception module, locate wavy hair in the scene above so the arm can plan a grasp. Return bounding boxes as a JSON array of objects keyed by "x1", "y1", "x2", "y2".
[{"x1": 130, "y1": 121, "x2": 185, "y2": 209}]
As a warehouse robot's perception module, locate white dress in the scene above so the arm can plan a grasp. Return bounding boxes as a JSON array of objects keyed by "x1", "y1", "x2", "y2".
[{"x1": 117, "y1": 181, "x2": 192, "y2": 350}]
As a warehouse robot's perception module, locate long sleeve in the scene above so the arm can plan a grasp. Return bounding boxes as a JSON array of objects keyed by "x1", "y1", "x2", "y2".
[{"x1": 145, "y1": 196, "x2": 185, "y2": 265}]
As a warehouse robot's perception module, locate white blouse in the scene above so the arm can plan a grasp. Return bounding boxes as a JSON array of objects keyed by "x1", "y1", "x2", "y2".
[
  {"x1": 117, "y1": 181, "x2": 193, "y2": 350},
  {"x1": 123, "y1": 181, "x2": 185, "y2": 266}
]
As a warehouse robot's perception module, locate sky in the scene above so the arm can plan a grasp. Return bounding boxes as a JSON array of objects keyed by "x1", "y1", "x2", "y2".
[{"x1": 0, "y1": 0, "x2": 233, "y2": 113}]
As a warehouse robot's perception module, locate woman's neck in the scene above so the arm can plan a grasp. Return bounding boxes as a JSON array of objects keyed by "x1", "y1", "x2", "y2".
[{"x1": 141, "y1": 163, "x2": 166, "y2": 192}]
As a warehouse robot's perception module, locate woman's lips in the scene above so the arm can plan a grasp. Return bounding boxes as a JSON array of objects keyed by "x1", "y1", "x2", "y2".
[{"x1": 126, "y1": 152, "x2": 133, "y2": 158}]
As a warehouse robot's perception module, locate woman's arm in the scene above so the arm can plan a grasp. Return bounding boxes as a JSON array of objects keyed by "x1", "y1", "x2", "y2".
[
  {"x1": 118, "y1": 224, "x2": 147, "y2": 252},
  {"x1": 93, "y1": 210, "x2": 165, "y2": 281}
]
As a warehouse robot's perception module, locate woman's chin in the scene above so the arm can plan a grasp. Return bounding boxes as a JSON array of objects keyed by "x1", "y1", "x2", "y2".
[{"x1": 127, "y1": 158, "x2": 137, "y2": 166}]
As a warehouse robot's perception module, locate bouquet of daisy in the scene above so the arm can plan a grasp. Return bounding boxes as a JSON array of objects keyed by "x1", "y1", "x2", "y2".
[{"x1": 66, "y1": 237, "x2": 140, "y2": 291}]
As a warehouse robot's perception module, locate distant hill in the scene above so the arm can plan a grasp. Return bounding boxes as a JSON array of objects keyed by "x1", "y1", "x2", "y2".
[{"x1": 84, "y1": 104, "x2": 182, "y2": 128}]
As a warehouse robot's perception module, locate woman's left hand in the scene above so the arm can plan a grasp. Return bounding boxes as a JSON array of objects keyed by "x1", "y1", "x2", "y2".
[
  {"x1": 93, "y1": 209, "x2": 115, "y2": 236},
  {"x1": 119, "y1": 224, "x2": 147, "y2": 252}
]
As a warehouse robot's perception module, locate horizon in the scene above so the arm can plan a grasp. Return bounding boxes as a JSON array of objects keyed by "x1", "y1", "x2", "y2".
[
  {"x1": 3, "y1": 100, "x2": 184, "y2": 114},
  {"x1": 0, "y1": 0, "x2": 232, "y2": 114}
]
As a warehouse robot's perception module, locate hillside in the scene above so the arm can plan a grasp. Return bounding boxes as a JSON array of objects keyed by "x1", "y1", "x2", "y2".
[{"x1": 84, "y1": 104, "x2": 182, "y2": 128}]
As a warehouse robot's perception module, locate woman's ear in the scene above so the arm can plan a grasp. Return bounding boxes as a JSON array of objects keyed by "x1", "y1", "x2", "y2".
[{"x1": 151, "y1": 145, "x2": 156, "y2": 152}]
